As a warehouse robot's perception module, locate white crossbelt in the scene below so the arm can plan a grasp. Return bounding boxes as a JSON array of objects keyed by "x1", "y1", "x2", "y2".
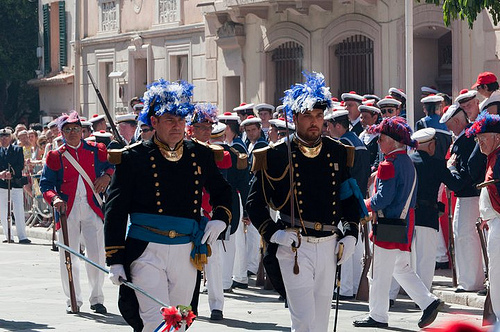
[
  {"x1": 302, "y1": 234, "x2": 337, "y2": 244},
  {"x1": 63, "y1": 151, "x2": 103, "y2": 207}
]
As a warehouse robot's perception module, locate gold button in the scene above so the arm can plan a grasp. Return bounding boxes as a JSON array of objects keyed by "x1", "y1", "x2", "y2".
[
  {"x1": 332, "y1": 191, "x2": 336, "y2": 195},
  {"x1": 297, "y1": 182, "x2": 301, "y2": 187},
  {"x1": 195, "y1": 180, "x2": 199, "y2": 185},
  {"x1": 158, "y1": 209, "x2": 163, "y2": 213},
  {"x1": 292, "y1": 154, "x2": 296, "y2": 158},
  {"x1": 155, "y1": 182, "x2": 160, "y2": 187},
  {"x1": 63, "y1": 180, "x2": 67, "y2": 183},
  {"x1": 298, "y1": 191, "x2": 302, "y2": 195},
  {"x1": 294, "y1": 163, "x2": 299, "y2": 167},
  {"x1": 157, "y1": 201, "x2": 161, "y2": 206},
  {"x1": 333, "y1": 201, "x2": 336, "y2": 206},
  {"x1": 195, "y1": 190, "x2": 199, "y2": 194},
  {"x1": 314, "y1": 222, "x2": 322, "y2": 231},
  {"x1": 168, "y1": 230, "x2": 177, "y2": 238},
  {"x1": 194, "y1": 209, "x2": 198, "y2": 213},
  {"x1": 191, "y1": 153, "x2": 195, "y2": 157},
  {"x1": 295, "y1": 173, "x2": 300, "y2": 177},
  {"x1": 154, "y1": 173, "x2": 158, "y2": 177},
  {"x1": 333, "y1": 211, "x2": 336, "y2": 215},
  {"x1": 299, "y1": 200, "x2": 303, "y2": 204},
  {"x1": 152, "y1": 164, "x2": 157, "y2": 168},
  {"x1": 332, "y1": 181, "x2": 336, "y2": 185},
  {"x1": 329, "y1": 163, "x2": 333, "y2": 167},
  {"x1": 194, "y1": 200, "x2": 198, "y2": 204},
  {"x1": 150, "y1": 156, "x2": 155, "y2": 161},
  {"x1": 327, "y1": 153, "x2": 331, "y2": 158},
  {"x1": 194, "y1": 171, "x2": 198, "y2": 175},
  {"x1": 91, "y1": 163, "x2": 94, "y2": 166},
  {"x1": 193, "y1": 162, "x2": 197, "y2": 166},
  {"x1": 156, "y1": 192, "x2": 160, "y2": 197},
  {"x1": 332, "y1": 173, "x2": 335, "y2": 177},
  {"x1": 64, "y1": 166, "x2": 67, "y2": 169},
  {"x1": 299, "y1": 209, "x2": 303, "y2": 213}
]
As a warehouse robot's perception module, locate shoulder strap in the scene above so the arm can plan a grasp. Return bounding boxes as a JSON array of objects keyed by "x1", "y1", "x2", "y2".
[{"x1": 62, "y1": 151, "x2": 103, "y2": 207}]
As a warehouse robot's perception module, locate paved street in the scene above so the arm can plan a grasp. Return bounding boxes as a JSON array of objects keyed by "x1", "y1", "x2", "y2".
[{"x1": 0, "y1": 237, "x2": 487, "y2": 331}]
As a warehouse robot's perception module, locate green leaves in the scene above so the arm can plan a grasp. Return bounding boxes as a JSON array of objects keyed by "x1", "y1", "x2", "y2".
[{"x1": 423, "y1": 0, "x2": 500, "y2": 28}]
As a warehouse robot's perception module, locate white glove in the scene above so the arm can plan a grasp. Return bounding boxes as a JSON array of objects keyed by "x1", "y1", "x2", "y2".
[
  {"x1": 201, "y1": 219, "x2": 227, "y2": 245},
  {"x1": 270, "y1": 229, "x2": 299, "y2": 247},
  {"x1": 336, "y1": 235, "x2": 357, "y2": 265},
  {"x1": 109, "y1": 264, "x2": 127, "y2": 285}
]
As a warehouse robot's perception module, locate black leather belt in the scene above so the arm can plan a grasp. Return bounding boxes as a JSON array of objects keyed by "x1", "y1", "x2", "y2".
[{"x1": 280, "y1": 214, "x2": 340, "y2": 233}]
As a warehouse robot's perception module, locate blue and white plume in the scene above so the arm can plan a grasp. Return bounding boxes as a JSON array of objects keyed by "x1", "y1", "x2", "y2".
[
  {"x1": 188, "y1": 103, "x2": 219, "y2": 125},
  {"x1": 138, "y1": 78, "x2": 195, "y2": 126}
]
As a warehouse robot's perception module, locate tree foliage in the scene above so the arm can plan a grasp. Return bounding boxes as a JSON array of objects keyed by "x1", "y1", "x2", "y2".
[
  {"x1": 0, "y1": 0, "x2": 39, "y2": 126},
  {"x1": 424, "y1": 0, "x2": 500, "y2": 29}
]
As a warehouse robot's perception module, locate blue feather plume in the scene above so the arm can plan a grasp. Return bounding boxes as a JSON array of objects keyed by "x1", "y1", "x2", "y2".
[{"x1": 188, "y1": 103, "x2": 219, "y2": 125}]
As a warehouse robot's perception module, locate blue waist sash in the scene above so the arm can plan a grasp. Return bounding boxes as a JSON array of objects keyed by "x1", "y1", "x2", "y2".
[
  {"x1": 340, "y1": 178, "x2": 369, "y2": 219},
  {"x1": 128, "y1": 213, "x2": 208, "y2": 270}
]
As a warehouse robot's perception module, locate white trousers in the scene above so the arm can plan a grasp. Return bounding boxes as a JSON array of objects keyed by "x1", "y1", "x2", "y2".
[
  {"x1": 246, "y1": 223, "x2": 261, "y2": 275},
  {"x1": 436, "y1": 222, "x2": 449, "y2": 263},
  {"x1": 277, "y1": 236, "x2": 337, "y2": 332},
  {"x1": 369, "y1": 245, "x2": 437, "y2": 323},
  {"x1": 453, "y1": 197, "x2": 484, "y2": 291},
  {"x1": 413, "y1": 226, "x2": 439, "y2": 290},
  {"x1": 0, "y1": 188, "x2": 27, "y2": 241},
  {"x1": 221, "y1": 232, "x2": 237, "y2": 290},
  {"x1": 58, "y1": 199, "x2": 105, "y2": 307},
  {"x1": 487, "y1": 217, "x2": 500, "y2": 319},
  {"x1": 130, "y1": 242, "x2": 197, "y2": 332},
  {"x1": 340, "y1": 230, "x2": 363, "y2": 296},
  {"x1": 206, "y1": 240, "x2": 224, "y2": 311},
  {"x1": 233, "y1": 216, "x2": 249, "y2": 284}
]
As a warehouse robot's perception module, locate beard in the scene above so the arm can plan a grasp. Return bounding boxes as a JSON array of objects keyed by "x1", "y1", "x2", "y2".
[{"x1": 297, "y1": 126, "x2": 321, "y2": 144}]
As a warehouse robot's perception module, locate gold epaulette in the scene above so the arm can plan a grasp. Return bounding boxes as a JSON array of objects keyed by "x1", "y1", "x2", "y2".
[
  {"x1": 107, "y1": 141, "x2": 142, "y2": 165},
  {"x1": 251, "y1": 146, "x2": 270, "y2": 172},
  {"x1": 345, "y1": 145, "x2": 355, "y2": 168},
  {"x1": 229, "y1": 147, "x2": 248, "y2": 170},
  {"x1": 209, "y1": 144, "x2": 225, "y2": 162}
]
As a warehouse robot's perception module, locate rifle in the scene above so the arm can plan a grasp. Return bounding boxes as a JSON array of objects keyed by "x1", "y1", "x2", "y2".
[
  {"x1": 86, "y1": 70, "x2": 125, "y2": 146},
  {"x1": 356, "y1": 217, "x2": 372, "y2": 302},
  {"x1": 333, "y1": 243, "x2": 344, "y2": 332},
  {"x1": 6, "y1": 164, "x2": 13, "y2": 243},
  {"x1": 50, "y1": 207, "x2": 58, "y2": 252},
  {"x1": 475, "y1": 218, "x2": 497, "y2": 325},
  {"x1": 446, "y1": 188, "x2": 457, "y2": 287},
  {"x1": 59, "y1": 206, "x2": 79, "y2": 313}
]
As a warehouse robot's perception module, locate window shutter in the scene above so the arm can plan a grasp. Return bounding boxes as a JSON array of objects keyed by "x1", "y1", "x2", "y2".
[
  {"x1": 43, "y1": 4, "x2": 51, "y2": 74},
  {"x1": 58, "y1": 1, "x2": 67, "y2": 70}
]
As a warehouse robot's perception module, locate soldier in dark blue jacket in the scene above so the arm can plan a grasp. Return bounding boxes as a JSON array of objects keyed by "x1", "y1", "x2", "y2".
[{"x1": 0, "y1": 128, "x2": 30, "y2": 243}]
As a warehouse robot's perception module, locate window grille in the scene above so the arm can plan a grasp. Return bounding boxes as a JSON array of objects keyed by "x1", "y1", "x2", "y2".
[
  {"x1": 159, "y1": 0, "x2": 179, "y2": 24},
  {"x1": 272, "y1": 41, "x2": 304, "y2": 106},
  {"x1": 101, "y1": 1, "x2": 117, "y2": 32},
  {"x1": 335, "y1": 35, "x2": 374, "y2": 96}
]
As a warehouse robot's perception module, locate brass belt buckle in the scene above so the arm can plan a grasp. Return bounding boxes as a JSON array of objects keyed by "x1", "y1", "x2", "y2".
[
  {"x1": 314, "y1": 222, "x2": 322, "y2": 231},
  {"x1": 168, "y1": 230, "x2": 177, "y2": 238}
]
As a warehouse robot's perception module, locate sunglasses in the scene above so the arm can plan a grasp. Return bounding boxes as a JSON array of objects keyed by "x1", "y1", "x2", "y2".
[
  {"x1": 380, "y1": 108, "x2": 395, "y2": 115},
  {"x1": 39, "y1": 141, "x2": 47, "y2": 145},
  {"x1": 141, "y1": 128, "x2": 153, "y2": 133},
  {"x1": 62, "y1": 126, "x2": 82, "y2": 134}
]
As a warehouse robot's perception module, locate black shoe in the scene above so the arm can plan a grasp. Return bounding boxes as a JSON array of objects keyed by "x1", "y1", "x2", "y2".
[
  {"x1": 66, "y1": 305, "x2": 80, "y2": 314},
  {"x1": 338, "y1": 294, "x2": 355, "y2": 301},
  {"x1": 353, "y1": 317, "x2": 388, "y2": 328},
  {"x1": 18, "y1": 238, "x2": 31, "y2": 244},
  {"x1": 210, "y1": 309, "x2": 223, "y2": 321},
  {"x1": 90, "y1": 303, "x2": 107, "y2": 314},
  {"x1": 435, "y1": 262, "x2": 449, "y2": 270},
  {"x1": 389, "y1": 299, "x2": 395, "y2": 308},
  {"x1": 454, "y1": 287, "x2": 467, "y2": 293},
  {"x1": 223, "y1": 288, "x2": 233, "y2": 293},
  {"x1": 477, "y1": 289, "x2": 487, "y2": 296},
  {"x1": 247, "y1": 270, "x2": 256, "y2": 277},
  {"x1": 231, "y1": 281, "x2": 248, "y2": 289},
  {"x1": 418, "y1": 299, "x2": 443, "y2": 328}
]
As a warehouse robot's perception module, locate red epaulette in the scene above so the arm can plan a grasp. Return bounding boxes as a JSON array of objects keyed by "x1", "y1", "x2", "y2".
[
  {"x1": 95, "y1": 142, "x2": 108, "y2": 162},
  {"x1": 216, "y1": 151, "x2": 232, "y2": 169},
  {"x1": 377, "y1": 160, "x2": 395, "y2": 180},
  {"x1": 45, "y1": 150, "x2": 62, "y2": 171}
]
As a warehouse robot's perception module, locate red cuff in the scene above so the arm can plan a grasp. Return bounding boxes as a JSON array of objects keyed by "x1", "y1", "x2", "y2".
[{"x1": 364, "y1": 198, "x2": 372, "y2": 213}]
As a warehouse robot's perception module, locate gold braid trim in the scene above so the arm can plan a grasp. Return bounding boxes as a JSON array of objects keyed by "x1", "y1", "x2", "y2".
[
  {"x1": 251, "y1": 147, "x2": 269, "y2": 172},
  {"x1": 263, "y1": 164, "x2": 290, "y2": 182},
  {"x1": 261, "y1": 170, "x2": 292, "y2": 211},
  {"x1": 257, "y1": 218, "x2": 274, "y2": 235},
  {"x1": 213, "y1": 205, "x2": 232, "y2": 224},
  {"x1": 105, "y1": 246, "x2": 126, "y2": 250},
  {"x1": 190, "y1": 243, "x2": 212, "y2": 271}
]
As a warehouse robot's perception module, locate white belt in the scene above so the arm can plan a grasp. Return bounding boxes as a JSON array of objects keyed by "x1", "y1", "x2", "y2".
[{"x1": 302, "y1": 234, "x2": 337, "y2": 244}]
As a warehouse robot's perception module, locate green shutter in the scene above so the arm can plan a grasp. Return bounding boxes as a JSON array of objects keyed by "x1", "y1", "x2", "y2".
[
  {"x1": 59, "y1": 1, "x2": 67, "y2": 70},
  {"x1": 43, "y1": 3, "x2": 51, "y2": 74}
]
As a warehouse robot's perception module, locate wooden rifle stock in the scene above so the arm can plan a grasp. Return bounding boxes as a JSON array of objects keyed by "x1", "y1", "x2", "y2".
[
  {"x1": 59, "y1": 209, "x2": 78, "y2": 313},
  {"x1": 356, "y1": 218, "x2": 372, "y2": 302},
  {"x1": 51, "y1": 207, "x2": 58, "y2": 252},
  {"x1": 475, "y1": 219, "x2": 497, "y2": 325},
  {"x1": 86, "y1": 70, "x2": 125, "y2": 146},
  {"x1": 446, "y1": 189, "x2": 457, "y2": 287}
]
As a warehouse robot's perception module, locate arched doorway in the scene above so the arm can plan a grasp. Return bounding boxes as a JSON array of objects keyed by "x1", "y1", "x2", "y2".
[{"x1": 271, "y1": 41, "x2": 304, "y2": 106}]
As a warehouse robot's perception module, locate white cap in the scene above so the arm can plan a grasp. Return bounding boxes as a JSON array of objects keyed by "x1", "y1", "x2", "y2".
[
  {"x1": 411, "y1": 128, "x2": 436, "y2": 143},
  {"x1": 89, "y1": 114, "x2": 106, "y2": 123},
  {"x1": 255, "y1": 103, "x2": 275, "y2": 112},
  {"x1": 341, "y1": 91, "x2": 363, "y2": 103},
  {"x1": 133, "y1": 103, "x2": 144, "y2": 110},
  {"x1": 92, "y1": 130, "x2": 113, "y2": 138},
  {"x1": 211, "y1": 122, "x2": 227, "y2": 137},
  {"x1": 421, "y1": 86, "x2": 439, "y2": 94},
  {"x1": 363, "y1": 94, "x2": 380, "y2": 102},
  {"x1": 439, "y1": 104, "x2": 462, "y2": 123},
  {"x1": 455, "y1": 89, "x2": 478, "y2": 104},
  {"x1": 269, "y1": 118, "x2": 295, "y2": 130},
  {"x1": 233, "y1": 103, "x2": 254, "y2": 112},
  {"x1": 47, "y1": 120, "x2": 58, "y2": 128},
  {"x1": 240, "y1": 115, "x2": 262, "y2": 127},
  {"x1": 421, "y1": 94, "x2": 444, "y2": 104},
  {"x1": 325, "y1": 110, "x2": 349, "y2": 122},
  {"x1": 116, "y1": 113, "x2": 137, "y2": 123},
  {"x1": 276, "y1": 105, "x2": 284, "y2": 113},
  {"x1": 388, "y1": 87, "x2": 407, "y2": 99},
  {"x1": 377, "y1": 96, "x2": 401, "y2": 108},
  {"x1": 218, "y1": 112, "x2": 240, "y2": 123},
  {"x1": 81, "y1": 121, "x2": 92, "y2": 127},
  {"x1": 359, "y1": 103, "x2": 381, "y2": 114}
]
